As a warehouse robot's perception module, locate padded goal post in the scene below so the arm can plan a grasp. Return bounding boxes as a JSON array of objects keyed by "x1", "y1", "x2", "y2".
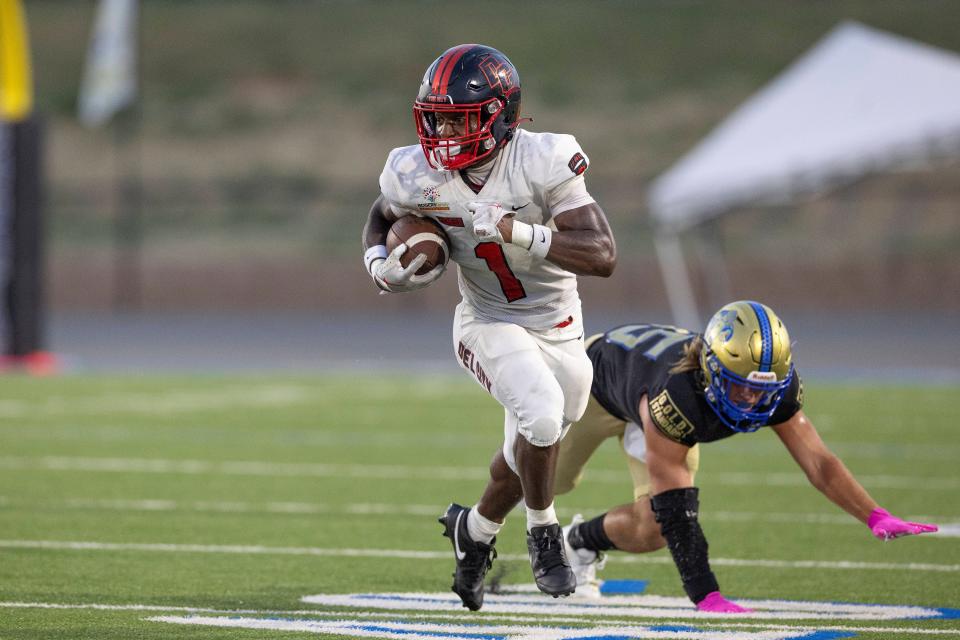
[{"x1": 1, "y1": 0, "x2": 48, "y2": 368}]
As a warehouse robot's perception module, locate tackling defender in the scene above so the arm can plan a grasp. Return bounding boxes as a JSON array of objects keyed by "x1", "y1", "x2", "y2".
[
  {"x1": 361, "y1": 44, "x2": 616, "y2": 610},
  {"x1": 550, "y1": 300, "x2": 938, "y2": 611}
]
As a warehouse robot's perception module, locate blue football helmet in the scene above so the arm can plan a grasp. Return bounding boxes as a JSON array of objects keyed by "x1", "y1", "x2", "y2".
[{"x1": 700, "y1": 300, "x2": 794, "y2": 432}]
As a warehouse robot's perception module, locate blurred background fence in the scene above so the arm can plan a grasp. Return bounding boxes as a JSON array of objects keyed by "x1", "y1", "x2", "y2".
[{"x1": 22, "y1": 0, "x2": 960, "y2": 321}]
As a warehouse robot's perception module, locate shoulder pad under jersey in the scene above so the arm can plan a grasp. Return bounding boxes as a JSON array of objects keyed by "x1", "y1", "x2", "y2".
[
  {"x1": 516, "y1": 131, "x2": 589, "y2": 193},
  {"x1": 379, "y1": 145, "x2": 435, "y2": 212}
]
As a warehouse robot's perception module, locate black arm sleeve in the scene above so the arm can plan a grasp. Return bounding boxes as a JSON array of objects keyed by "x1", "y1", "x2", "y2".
[{"x1": 650, "y1": 487, "x2": 719, "y2": 604}]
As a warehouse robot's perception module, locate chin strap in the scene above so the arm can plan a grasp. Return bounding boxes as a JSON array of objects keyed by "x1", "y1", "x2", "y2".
[{"x1": 507, "y1": 117, "x2": 533, "y2": 138}]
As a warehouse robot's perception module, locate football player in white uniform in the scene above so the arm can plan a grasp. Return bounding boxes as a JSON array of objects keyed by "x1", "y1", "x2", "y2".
[{"x1": 362, "y1": 44, "x2": 616, "y2": 610}]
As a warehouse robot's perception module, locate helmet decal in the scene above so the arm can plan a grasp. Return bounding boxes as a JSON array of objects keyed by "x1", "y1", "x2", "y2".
[
  {"x1": 478, "y1": 55, "x2": 516, "y2": 92},
  {"x1": 717, "y1": 308, "x2": 736, "y2": 342}
]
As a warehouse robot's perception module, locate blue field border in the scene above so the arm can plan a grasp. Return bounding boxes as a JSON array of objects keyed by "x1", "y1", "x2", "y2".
[
  {"x1": 599, "y1": 580, "x2": 648, "y2": 594},
  {"x1": 350, "y1": 624, "x2": 505, "y2": 640}
]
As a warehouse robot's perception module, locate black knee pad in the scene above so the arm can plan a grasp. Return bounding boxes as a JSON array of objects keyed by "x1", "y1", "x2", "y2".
[{"x1": 651, "y1": 487, "x2": 700, "y2": 525}]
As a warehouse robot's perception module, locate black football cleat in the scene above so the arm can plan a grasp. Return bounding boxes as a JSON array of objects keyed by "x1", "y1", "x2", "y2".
[
  {"x1": 438, "y1": 503, "x2": 497, "y2": 611},
  {"x1": 527, "y1": 523, "x2": 576, "y2": 597}
]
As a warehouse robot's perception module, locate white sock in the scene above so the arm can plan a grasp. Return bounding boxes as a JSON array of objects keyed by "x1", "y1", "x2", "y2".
[
  {"x1": 526, "y1": 502, "x2": 558, "y2": 530},
  {"x1": 467, "y1": 507, "x2": 502, "y2": 544}
]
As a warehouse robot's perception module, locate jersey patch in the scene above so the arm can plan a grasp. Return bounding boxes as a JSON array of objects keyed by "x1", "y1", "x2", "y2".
[
  {"x1": 649, "y1": 390, "x2": 695, "y2": 442},
  {"x1": 568, "y1": 152, "x2": 588, "y2": 176},
  {"x1": 418, "y1": 186, "x2": 450, "y2": 212}
]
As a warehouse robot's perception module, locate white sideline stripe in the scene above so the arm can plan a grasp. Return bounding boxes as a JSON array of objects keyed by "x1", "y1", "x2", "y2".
[
  {"x1": 0, "y1": 386, "x2": 317, "y2": 417},
  {"x1": 935, "y1": 523, "x2": 960, "y2": 537},
  {"x1": 0, "y1": 540, "x2": 444, "y2": 559},
  {"x1": 303, "y1": 592, "x2": 937, "y2": 621},
  {"x1": 0, "y1": 456, "x2": 488, "y2": 481},
  {"x1": 152, "y1": 616, "x2": 787, "y2": 640},
  {"x1": 1, "y1": 455, "x2": 955, "y2": 490},
  {"x1": 52, "y1": 498, "x2": 444, "y2": 516},
  {"x1": 1, "y1": 539, "x2": 955, "y2": 572},
  {"x1": 2, "y1": 495, "x2": 953, "y2": 532},
  {"x1": 2, "y1": 601, "x2": 958, "y2": 636},
  {"x1": 151, "y1": 616, "x2": 960, "y2": 639},
  {"x1": 5, "y1": 414, "x2": 955, "y2": 459},
  {"x1": 708, "y1": 471, "x2": 960, "y2": 490},
  {"x1": 747, "y1": 441, "x2": 960, "y2": 462},
  {"x1": 0, "y1": 380, "x2": 472, "y2": 419}
]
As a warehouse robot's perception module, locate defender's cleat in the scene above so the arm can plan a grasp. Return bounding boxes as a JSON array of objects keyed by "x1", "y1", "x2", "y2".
[
  {"x1": 438, "y1": 503, "x2": 497, "y2": 611},
  {"x1": 527, "y1": 523, "x2": 576, "y2": 597},
  {"x1": 562, "y1": 514, "x2": 606, "y2": 599}
]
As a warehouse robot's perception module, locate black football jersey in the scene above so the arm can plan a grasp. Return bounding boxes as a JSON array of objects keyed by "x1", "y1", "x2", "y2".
[{"x1": 587, "y1": 324, "x2": 804, "y2": 447}]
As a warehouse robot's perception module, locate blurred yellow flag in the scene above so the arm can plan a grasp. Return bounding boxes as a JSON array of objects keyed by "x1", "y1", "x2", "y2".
[{"x1": 0, "y1": 0, "x2": 33, "y2": 121}]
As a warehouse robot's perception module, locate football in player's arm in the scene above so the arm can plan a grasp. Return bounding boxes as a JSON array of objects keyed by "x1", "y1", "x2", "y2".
[
  {"x1": 556, "y1": 301, "x2": 938, "y2": 612},
  {"x1": 362, "y1": 191, "x2": 614, "y2": 292},
  {"x1": 361, "y1": 44, "x2": 616, "y2": 611}
]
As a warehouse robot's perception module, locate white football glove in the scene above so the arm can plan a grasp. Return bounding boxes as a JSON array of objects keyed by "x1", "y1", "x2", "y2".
[
  {"x1": 468, "y1": 201, "x2": 508, "y2": 243},
  {"x1": 370, "y1": 243, "x2": 444, "y2": 293}
]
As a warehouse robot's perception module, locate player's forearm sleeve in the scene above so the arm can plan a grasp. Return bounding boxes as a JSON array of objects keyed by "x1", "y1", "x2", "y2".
[{"x1": 650, "y1": 487, "x2": 719, "y2": 604}]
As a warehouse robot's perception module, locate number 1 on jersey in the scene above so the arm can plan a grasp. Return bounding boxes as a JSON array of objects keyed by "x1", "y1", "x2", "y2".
[{"x1": 475, "y1": 242, "x2": 527, "y2": 302}]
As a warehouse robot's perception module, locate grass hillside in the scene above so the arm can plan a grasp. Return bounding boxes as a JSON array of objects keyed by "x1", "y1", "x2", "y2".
[{"x1": 22, "y1": 0, "x2": 960, "y2": 309}]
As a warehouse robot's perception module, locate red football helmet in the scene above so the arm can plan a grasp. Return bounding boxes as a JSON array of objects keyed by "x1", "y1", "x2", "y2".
[{"x1": 413, "y1": 44, "x2": 522, "y2": 171}]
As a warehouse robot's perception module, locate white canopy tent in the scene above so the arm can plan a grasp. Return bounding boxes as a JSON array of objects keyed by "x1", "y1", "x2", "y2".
[{"x1": 648, "y1": 21, "x2": 960, "y2": 328}]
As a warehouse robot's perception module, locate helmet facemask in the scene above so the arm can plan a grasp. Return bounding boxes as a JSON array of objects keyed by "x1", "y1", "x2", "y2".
[
  {"x1": 703, "y1": 350, "x2": 794, "y2": 432},
  {"x1": 414, "y1": 96, "x2": 507, "y2": 170}
]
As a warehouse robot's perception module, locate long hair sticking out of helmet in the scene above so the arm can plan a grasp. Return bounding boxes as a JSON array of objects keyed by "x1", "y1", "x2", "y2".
[
  {"x1": 413, "y1": 44, "x2": 522, "y2": 171},
  {"x1": 699, "y1": 301, "x2": 794, "y2": 432}
]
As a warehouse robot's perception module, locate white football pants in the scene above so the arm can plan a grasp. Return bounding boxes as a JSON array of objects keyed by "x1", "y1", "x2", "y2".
[{"x1": 452, "y1": 301, "x2": 594, "y2": 474}]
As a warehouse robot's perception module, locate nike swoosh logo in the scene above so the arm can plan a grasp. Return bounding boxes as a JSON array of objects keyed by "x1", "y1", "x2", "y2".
[
  {"x1": 510, "y1": 203, "x2": 530, "y2": 212},
  {"x1": 539, "y1": 231, "x2": 546, "y2": 242},
  {"x1": 453, "y1": 511, "x2": 467, "y2": 560}
]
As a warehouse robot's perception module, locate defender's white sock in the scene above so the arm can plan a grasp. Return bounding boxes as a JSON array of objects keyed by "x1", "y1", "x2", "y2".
[
  {"x1": 526, "y1": 502, "x2": 558, "y2": 530},
  {"x1": 467, "y1": 507, "x2": 502, "y2": 544}
]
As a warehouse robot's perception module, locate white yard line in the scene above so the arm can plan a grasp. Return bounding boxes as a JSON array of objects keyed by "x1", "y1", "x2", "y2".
[
  {"x1": 0, "y1": 380, "x2": 475, "y2": 419},
  {"x1": 302, "y1": 592, "x2": 944, "y2": 621},
  {"x1": 0, "y1": 601, "x2": 957, "y2": 636},
  {"x1": 709, "y1": 440, "x2": 960, "y2": 462},
  {"x1": 1, "y1": 455, "x2": 956, "y2": 490},
  {"x1": 49, "y1": 498, "x2": 444, "y2": 517},
  {"x1": 145, "y1": 616, "x2": 850, "y2": 639},
  {"x1": 2, "y1": 495, "x2": 954, "y2": 532},
  {"x1": 0, "y1": 539, "x2": 955, "y2": 572},
  {"x1": 0, "y1": 385, "x2": 317, "y2": 418},
  {"x1": 0, "y1": 456, "x2": 486, "y2": 480},
  {"x1": 5, "y1": 413, "x2": 957, "y2": 460}
]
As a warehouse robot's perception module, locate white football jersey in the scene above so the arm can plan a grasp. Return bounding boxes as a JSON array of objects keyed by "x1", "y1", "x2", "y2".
[{"x1": 379, "y1": 129, "x2": 595, "y2": 329}]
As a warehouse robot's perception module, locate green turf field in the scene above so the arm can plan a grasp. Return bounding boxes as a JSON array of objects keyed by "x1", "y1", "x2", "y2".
[{"x1": 1, "y1": 375, "x2": 957, "y2": 639}]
